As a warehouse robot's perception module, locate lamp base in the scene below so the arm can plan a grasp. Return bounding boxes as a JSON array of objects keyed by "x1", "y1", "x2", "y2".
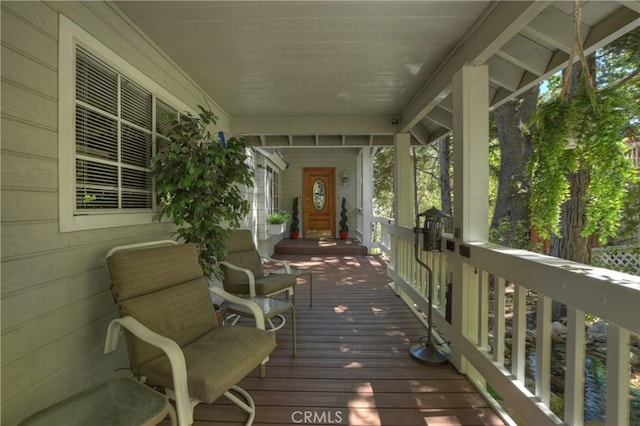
[{"x1": 409, "y1": 342, "x2": 449, "y2": 366}]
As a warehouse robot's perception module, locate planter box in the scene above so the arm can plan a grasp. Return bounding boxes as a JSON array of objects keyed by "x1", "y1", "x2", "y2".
[{"x1": 267, "y1": 223, "x2": 287, "y2": 235}]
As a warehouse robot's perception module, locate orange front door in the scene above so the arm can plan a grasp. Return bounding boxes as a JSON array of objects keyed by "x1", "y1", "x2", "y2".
[{"x1": 303, "y1": 168, "x2": 335, "y2": 238}]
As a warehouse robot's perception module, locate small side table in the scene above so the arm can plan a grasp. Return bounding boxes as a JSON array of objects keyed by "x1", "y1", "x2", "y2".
[
  {"x1": 272, "y1": 267, "x2": 313, "y2": 306},
  {"x1": 225, "y1": 296, "x2": 296, "y2": 356},
  {"x1": 19, "y1": 378, "x2": 176, "y2": 426}
]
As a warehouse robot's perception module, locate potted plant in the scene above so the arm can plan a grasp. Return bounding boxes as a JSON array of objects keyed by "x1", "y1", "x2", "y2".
[
  {"x1": 290, "y1": 196, "x2": 300, "y2": 239},
  {"x1": 266, "y1": 211, "x2": 291, "y2": 235},
  {"x1": 151, "y1": 105, "x2": 254, "y2": 277},
  {"x1": 339, "y1": 197, "x2": 349, "y2": 240}
]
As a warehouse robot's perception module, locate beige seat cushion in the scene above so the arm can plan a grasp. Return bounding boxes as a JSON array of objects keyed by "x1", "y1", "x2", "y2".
[
  {"x1": 107, "y1": 244, "x2": 218, "y2": 372},
  {"x1": 223, "y1": 273, "x2": 297, "y2": 297},
  {"x1": 140, "y1": 325, "x2": 276, "y2": 403}
]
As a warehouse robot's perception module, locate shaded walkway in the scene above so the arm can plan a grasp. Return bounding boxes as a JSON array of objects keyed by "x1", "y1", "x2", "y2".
[{"x1": 190, "y1": 255, "x2": 505, "y2": 425}]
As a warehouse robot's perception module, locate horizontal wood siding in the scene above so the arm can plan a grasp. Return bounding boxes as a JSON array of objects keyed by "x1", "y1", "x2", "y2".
[
  {"x1": 281, "y1": 148, "x2": 359, "y2": 237},
  {"x1": 0, "y1": 2, "x2": 228, "y2": 423}
]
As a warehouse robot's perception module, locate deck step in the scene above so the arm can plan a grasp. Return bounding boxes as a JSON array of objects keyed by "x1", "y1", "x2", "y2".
[{"x1": 274, "y1": 238, "x2": 368, "y2": 256}]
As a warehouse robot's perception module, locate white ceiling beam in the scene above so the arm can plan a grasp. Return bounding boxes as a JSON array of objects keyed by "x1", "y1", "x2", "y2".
[
  {"x1": 233, "y1": 115, "x2": 397, "y2": 136},
  {"x1": 398, "y1": 1, "x2": 551, "y2": 133},
  {"x1": 369, "y1": 135, "x2": 374, "y2": 146},
  {"x1": 488, "y1": 56, "x2": 524, "y2": 93},
  {"x1": 496, "y1": 33, "x2": 553, "y2": 76},
  {"x1": 491, "y1": 7, "x2": 639, "y2": 110},
  {"x1": 424, "y1": 106, "x2": 453, "y2": 130},
  {"x1": 427, "y1": 127, "x2": 452, "y2": 145},
  {"x1": 583, "y1": 6, "x2": 640, "y2": 50},
  {"x1": 259, "y1": 135, "x2": 266, "y2": 146},
  {"x1": 410, "y1": 121, "x2": 431, "y2": 145},
  {"x1": 618, "y1": 1, "x2": 640, "y2": 13},
  {"x1": 522, "y1": 5, "x2": 589, "y2": 53}
]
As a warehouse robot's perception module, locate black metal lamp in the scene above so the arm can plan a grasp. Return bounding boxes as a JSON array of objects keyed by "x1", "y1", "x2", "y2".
[{"x1": 410, "y1": 207, "x2": 450, "y2": 365}]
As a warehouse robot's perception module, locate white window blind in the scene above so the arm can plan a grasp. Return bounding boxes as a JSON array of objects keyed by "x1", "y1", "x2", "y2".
[{"x1": 74, "y1": 47, "x2": 174, "y2": 212}]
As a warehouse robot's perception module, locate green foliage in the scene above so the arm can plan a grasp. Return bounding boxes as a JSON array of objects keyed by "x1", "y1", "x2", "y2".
[
  {"x1": 489, "y1": 218, "x2": 532, "y2": 250},
  {"x1": 340, "y1": 197, "x2": 348, "y2": 232},
  {"x1": 372, "y1": 146, "x2": 447, "y2": 219},
  {"x1": 529, "y1": 78, "x2": 638, "y2": 243},
  {"x1": 373, "y1": 147, "x2": 394, "y2": 217},
  {"x1": 290, "y1": 196, "x2": 299, "y2": 232},
  {"x1": 152, "y1": 106, "x2": 254, "y2": 277},
  {"x1": 266, "y1": 211, "x2": 291, "y2": 224}
]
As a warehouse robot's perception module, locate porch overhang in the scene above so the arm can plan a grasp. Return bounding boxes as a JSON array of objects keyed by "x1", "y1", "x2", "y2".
[{"x1": 114, "y1": 0, "x2": 640, "y2": 148}]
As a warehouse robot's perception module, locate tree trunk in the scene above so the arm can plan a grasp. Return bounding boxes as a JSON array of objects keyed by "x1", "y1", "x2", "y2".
[
  {"x1": 490, "y1": 86, "x2": 539, "y2": 248},
  {"x1": 439, "y1": 136, "x2": 453, "y2": 233}
]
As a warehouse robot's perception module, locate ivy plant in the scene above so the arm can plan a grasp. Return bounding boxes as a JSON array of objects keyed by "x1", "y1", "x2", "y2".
[
  {"x1": 152, "y1": 106, "x2": 254, "y2": 276},
  {"x1": 529, "y1": 79, "x2": 638, "y2": 243}
]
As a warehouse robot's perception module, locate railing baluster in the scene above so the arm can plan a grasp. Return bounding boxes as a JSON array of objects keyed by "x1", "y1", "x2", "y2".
[
  {"x1": 439, "y1": 252, "x2": 447, "y2": 309},
  {"x1": 479, "y1": 270, "x2": 489, "y2": 350},
  {"x1": 605, "y1": 324, "x2": 630, "y2": 426},
  {"x1": 494, "y1": 277, "x2": 506, "y2": 365},
  {"x1": 535, "y1": 295, "x2": 551, "y2": 406},
  {"x1": 512, "y1": 284, "x2": 526, "y2": 382},
  {"x1": 385, "y1": 225, "x2": 639, "y2": 426},
  {"x1": 565, "y1": 307, "x2": 585, "y2": 426}
]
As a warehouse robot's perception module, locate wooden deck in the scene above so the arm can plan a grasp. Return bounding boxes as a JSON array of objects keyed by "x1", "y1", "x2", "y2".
[{"x1": 185, "y1": 254, "x2": 506, "y2": 425}]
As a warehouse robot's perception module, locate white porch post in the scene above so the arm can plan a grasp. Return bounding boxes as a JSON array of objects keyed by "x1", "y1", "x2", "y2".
[
  {"x1": 451, "y1": 64, "x2": 489, "y2": 372},
  {"x1": 394, "y1": 133, "x2": 414, "y2": 227},
  {"x1": 359, "y1": 148, "x2": 374, "y2": 251}
]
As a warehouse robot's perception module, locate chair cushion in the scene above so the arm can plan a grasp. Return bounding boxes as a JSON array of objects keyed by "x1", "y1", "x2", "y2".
[
  {"x1": 222, "y1": 251, "x2": 265, "y2": 284},
  {"x1": 223, "y1": 273, "x2": 296, "y2": 297},
  {"x1": 140, "y1": 326, "x2": 276, "y2": 403},
  {"x1": 119, "y1": 279, "x2": 218, "y2": 373},
  {"x1": 221, "y1": 230, "x2": 265, "y2": 284},
  {"x1": 107, "y1": 244, "x2": 217, "y2": 371},
  {"x1": 108, "y1": 244, "x2": 204, "y2": 300}
]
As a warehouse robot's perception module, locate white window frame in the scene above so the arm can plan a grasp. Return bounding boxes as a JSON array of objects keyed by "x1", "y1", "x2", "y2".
[
  {"x1": 58, "y1": 15, "x2": 190, "y2": 232},
  {"x1": 266, "y1": 165, "x2": 280, "y2": 214}
]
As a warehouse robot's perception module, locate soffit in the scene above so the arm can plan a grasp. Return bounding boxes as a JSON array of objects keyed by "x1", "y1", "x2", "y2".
[{"x1": 114, "y1": 1, "x2": 639, "y2": 148}]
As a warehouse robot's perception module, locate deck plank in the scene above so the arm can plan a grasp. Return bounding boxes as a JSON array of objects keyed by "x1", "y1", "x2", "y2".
[{"x1": 166, "y1": 254, "x2": 505, "y2": 425}]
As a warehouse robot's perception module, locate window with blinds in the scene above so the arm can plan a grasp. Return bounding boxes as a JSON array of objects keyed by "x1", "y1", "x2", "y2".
[{"x1": 74, "y1": 47, "x2": 175, "y2": 212}]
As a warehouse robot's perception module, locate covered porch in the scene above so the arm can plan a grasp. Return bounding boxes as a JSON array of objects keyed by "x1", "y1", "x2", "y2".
[
  {"x1": 2, "y1": 1, "x2": 639, "y2": 425},
  {"x1": 184, "y1": 253, "x2": 506, "y2": 425}
]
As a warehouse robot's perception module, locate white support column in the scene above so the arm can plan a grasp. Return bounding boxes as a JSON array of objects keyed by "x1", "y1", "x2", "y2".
[
  {"x1": 451, "y1": 64, "x2": 489, "y2": 373},
  {"x1": 361, "y1": 148, "x2": 374, "y2": 251},
  {"x1": 394, "y1": 133, "x2": 414, "y2": 228}
]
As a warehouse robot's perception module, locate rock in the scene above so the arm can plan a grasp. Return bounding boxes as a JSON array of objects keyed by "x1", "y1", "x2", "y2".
[
  {"x1": 588, "y1": 320, "x2": 608, "y2": 335},
  {"x1": 552, "y1": 321, "x2": 567, "y2": 334}
]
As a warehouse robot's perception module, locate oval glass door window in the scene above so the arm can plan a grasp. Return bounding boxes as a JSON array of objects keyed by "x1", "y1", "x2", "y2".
[{"x1": 313, "y1": 179, "x2": 326, "y2": 211}]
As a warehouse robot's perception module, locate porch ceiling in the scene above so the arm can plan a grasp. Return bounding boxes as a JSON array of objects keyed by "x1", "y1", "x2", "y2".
[{"x1": 114, "y1": 1, "x2": 639, "y2": 148}]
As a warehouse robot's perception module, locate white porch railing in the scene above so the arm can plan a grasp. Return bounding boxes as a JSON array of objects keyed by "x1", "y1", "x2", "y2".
[
  {"x1": 384, "y1": 222, "x2": 640, "y2": 426},
  {"x1": 371, "y1": 216, "x2": 394, "y2": 255}
]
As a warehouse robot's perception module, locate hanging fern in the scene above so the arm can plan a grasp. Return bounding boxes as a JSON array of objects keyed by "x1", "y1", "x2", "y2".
[{"x1": 529, "y1": 79, "x2": 638, "y2": 243}]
